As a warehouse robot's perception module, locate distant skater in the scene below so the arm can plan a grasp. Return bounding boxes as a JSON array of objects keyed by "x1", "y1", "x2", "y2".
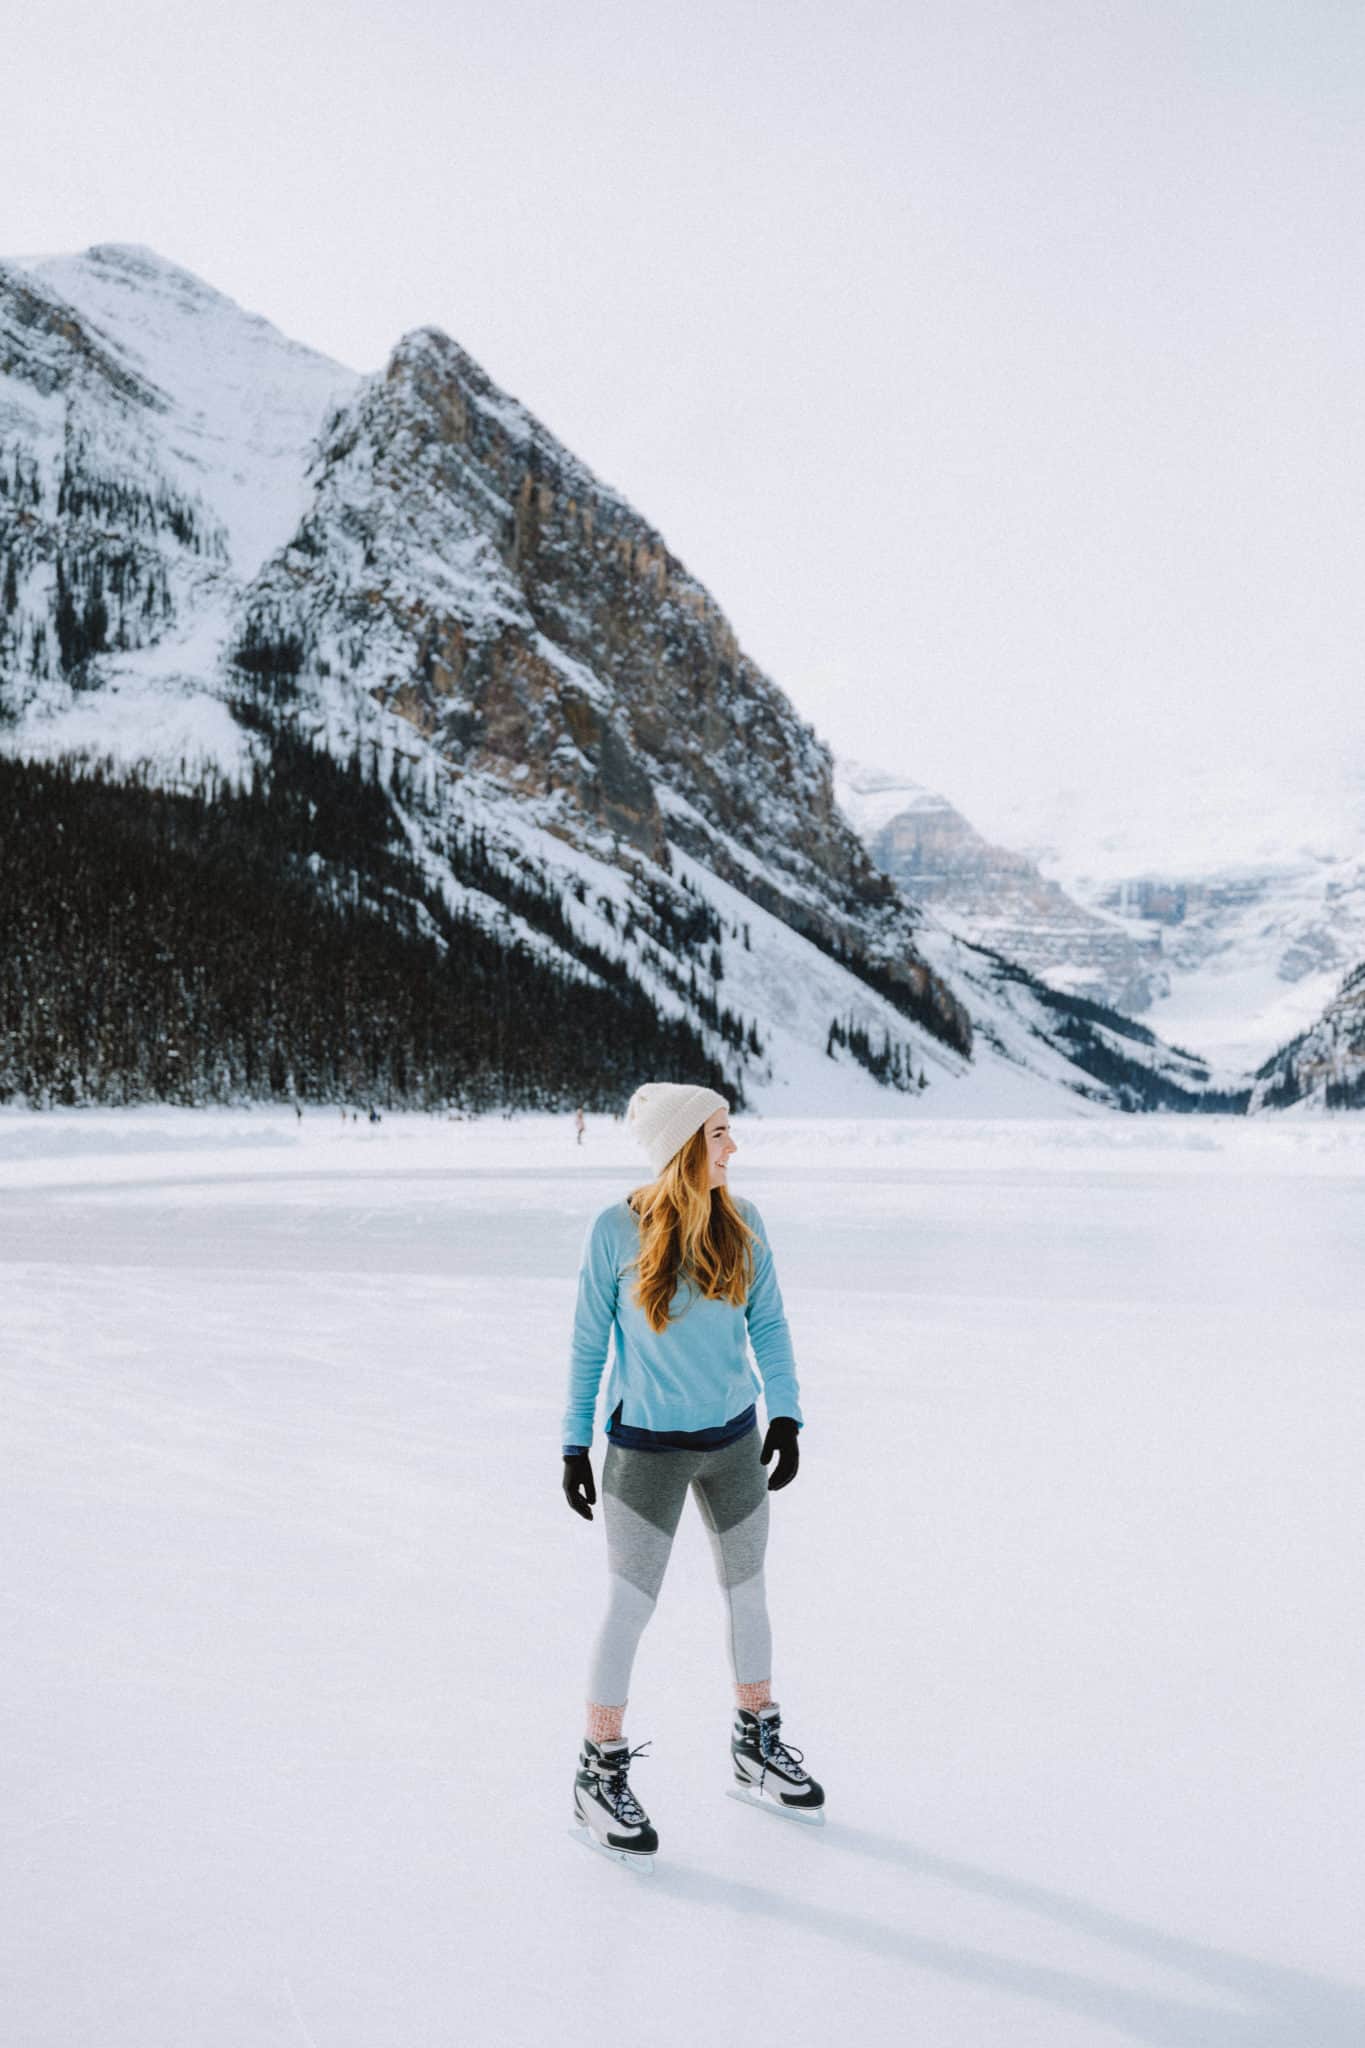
[
  {"x1": 561, "y1": 1081, "x2": 824, "y2": 1862},
  {"x1": 575, "y1": 1105, "x2": 586, "y2": 1147}
]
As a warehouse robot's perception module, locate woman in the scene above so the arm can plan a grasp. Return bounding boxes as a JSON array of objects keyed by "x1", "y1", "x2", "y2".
[{"x1": 561, "y1": 1080, "x2": 825, "y2": 1862}]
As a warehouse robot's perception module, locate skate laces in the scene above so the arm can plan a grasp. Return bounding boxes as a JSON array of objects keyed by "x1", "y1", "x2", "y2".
[
  {"x1": 757, "y1": 1715, "x2": 808, "y2": 1782},
  {"x1": 599, "y1": 1740, "x2": 651, "y2": 1824}
]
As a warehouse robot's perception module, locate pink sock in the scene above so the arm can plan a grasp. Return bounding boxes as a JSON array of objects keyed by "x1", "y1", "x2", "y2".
[
  {"x1": 735, "y1": 1679, "x2": 773, "y2": 1712},
  {"x1": 586, "y1": 1701, "x2": 626, "y2": 1742}
]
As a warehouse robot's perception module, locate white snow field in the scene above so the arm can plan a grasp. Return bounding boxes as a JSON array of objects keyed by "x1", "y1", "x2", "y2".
[{"x1": 2, "y1": 1108, "x2": 1363, "y2": 2048}]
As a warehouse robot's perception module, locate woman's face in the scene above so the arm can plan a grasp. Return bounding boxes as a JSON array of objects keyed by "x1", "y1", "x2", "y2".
[{"x1": 703, "y1": 1107, "x2": 737, "y2": 1189}]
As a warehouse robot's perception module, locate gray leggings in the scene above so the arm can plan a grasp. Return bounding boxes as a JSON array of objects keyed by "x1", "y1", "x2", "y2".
[{"x1": 587, "y1": 1427, "x2": 772, "y2": 1705}]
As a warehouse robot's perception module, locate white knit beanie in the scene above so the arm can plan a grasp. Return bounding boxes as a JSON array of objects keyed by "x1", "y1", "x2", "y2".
[{"x1": 626, "y1": 1082, "x2": 728, "y2": 1176}]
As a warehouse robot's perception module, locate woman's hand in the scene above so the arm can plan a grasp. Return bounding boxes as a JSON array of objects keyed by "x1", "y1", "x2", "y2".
[
  {"x1": 760, "y1": 1416, "x2": 800, "y2": 1491},
  {"x1": 563, "y1": 1451, "x2": 597, "y2": 1520}
]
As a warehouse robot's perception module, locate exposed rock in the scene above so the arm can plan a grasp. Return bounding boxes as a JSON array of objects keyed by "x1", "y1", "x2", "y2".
[
  {"x1": 2, "y1": 243, "x2": 1253, "y2": 1111},
  {"x1": 979, "y1": 762, "x2": 1365, "y2": 1071},
  {"x1": 1251, "y1": 960, "x2": 1365, "y2": 1110},
  {"x1": 837, "y1": 761, "x2": 1164, "y2": 1014},
  {"x1": 0, "y1": 261, "x2": 164, "y2": 409},
  {"x1": 241, "y1": 325, "x2": 973, "y2": 1052}
]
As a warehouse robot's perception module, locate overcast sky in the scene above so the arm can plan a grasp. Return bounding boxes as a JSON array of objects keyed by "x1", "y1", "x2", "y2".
[{"x1": 7, "y1": 1, "x2": 1365, "y2": 844}]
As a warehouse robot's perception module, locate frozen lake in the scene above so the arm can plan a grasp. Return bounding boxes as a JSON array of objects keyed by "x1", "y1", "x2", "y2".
[{"x1": 2, "y1": 1107, "x2": 1363, "y2": 2047}]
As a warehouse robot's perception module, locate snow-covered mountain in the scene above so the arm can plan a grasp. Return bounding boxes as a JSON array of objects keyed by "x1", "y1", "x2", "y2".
[
  {"x1": 0, "y1": 244, "x2": 1243, "y2": 1115},
  {"x1": 836, "y1": 759, "x2": 1163, "y2": 1015},
  {"x1": 838, "y1": 753, "x2": 1365, "y2": 1089},
  {"x1": 964, "y1": 759, "x2": 1365, "y2": 1073},
  {"x1": 1250, "y1": 959, "x2": 1365, "y2": 1112},
  {"x1": 0, "y1": 244, "x2": 355, "y2": 779}
]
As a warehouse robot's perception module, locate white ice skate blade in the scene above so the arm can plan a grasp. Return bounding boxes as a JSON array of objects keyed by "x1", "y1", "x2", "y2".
[
  {"x1": 567, "y1": 1822, "x2": 657, "y2": 1869},
  {"x1": 726, "y1": 1784, "x2": 826, "y2": 1827}
]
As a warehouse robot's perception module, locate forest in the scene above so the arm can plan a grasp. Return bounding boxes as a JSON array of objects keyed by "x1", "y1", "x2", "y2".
[{"x1": 0, "y1": 729, "x2": 738, "y2": 1112}]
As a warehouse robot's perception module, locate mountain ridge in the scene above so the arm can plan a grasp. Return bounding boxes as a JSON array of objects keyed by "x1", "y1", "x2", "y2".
[
  {"x1": 1, "y1": 244, "x2": 1251, "y2": 1115},
  {"x1": 836, "y1": 758, "x2": 1164, "y2": 1016}
]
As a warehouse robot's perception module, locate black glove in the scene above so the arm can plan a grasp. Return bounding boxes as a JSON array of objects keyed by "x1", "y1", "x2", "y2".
[
  {"x1": 760, "y1": 1416, "x2": 800, "y2": 1492},
  {"x1": 563, "y1": 1451, "x2": 596, "y2": 1520}
]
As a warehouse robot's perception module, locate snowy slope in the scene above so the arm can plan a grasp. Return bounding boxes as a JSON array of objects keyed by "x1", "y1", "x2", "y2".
[
  {"x1": 838, "y1": 751, "x2": 1365, "y2": 1076},
  {"x1": 837, "y1": 758, "x2": 1164, "y2": 1016},
  {"x1": 0, "y1": 247, "x2": 350, "y2": 784},
  {"x1": 1, "y1": 245, "x2": 1243, "y2": 1116},
  {"x1": 1250, "y1": 957, "x2": 1365, "y2": 1112},
  {"x1": 31, "y1": 244, "x2": 358, "y2": 577},
  {"x1": 966, "y1": 754, "x2": 1365, "y2": 1071}
]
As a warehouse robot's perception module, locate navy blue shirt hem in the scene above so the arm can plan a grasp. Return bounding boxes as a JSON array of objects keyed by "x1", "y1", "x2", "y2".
[{"x1": 563, "y1": 1400, "x2": 788, "y2": 1457}]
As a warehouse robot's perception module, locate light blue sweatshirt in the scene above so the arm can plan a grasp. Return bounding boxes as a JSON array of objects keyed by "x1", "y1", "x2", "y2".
[{"x1": 561, "y1": 1196, "x2": 803, "y2": 1452}]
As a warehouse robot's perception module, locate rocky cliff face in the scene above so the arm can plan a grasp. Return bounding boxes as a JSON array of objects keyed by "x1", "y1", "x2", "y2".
[
  {"x1": 974, "y1": 762, "x2": 1365, "y2": 1073},
  {"x1": 2, "y1": 244, "x2": 1246, "y2": 1114},
  {"x1": 238, "y1": 322, "x2": 969, "y2": 1049},
  {"x1": 1091, "y1": 860, "x2": 1365, "y2": 1027},
  {"x1": 837, "y1": 761, "x2": 1164, "y2": 1015}
]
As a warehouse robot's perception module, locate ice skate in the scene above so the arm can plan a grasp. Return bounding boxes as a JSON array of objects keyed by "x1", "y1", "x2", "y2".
[
  {"x1": 570, "y1": 1736, "x2": 659, "y2": 1863},
  {"x1": 728, "y1": 1702, "x2": 825, "y2": 1824}
]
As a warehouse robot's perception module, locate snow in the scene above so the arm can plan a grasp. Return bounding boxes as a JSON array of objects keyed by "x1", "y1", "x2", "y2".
[
  {"x1": 970, "y1": 755, "x2": 1365, "y2": 1069},
  {"x1": 0, "y1": 602, "x2": 259, "y2": 785},
  {"x1": 960, "y1": 749, "x2": 1365, "y2": 890},
  {"x1": 841, "y1": 748, "x2": 1365, "y2": 1075},
  {"x1": 1140, "y1": 951, "x2": 1349, "y2": 1076},
  {"x1": 22, "y1": 245, "x2": 358, "y2": 579},
  {"x1": 836, "y1": 757, "x2": 958, "y2": 839},
  {"x1": 661, "y1": 848, "x2": 972, "y2": 1108},
  {"x1": 531, "y1": 630, "x2": 615, "y2": 709},
  {"x1": 3, "y1": 1109, "x2": 1362, "y2": 2046},
  {"x1": 6, "y1": 240, "x2": 1358, "y2": 1100}
]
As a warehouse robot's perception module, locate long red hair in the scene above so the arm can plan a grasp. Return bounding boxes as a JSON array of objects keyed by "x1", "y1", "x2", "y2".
[{"x1": 628, "y1": 1125, "x2": 756, "y2": 1333}]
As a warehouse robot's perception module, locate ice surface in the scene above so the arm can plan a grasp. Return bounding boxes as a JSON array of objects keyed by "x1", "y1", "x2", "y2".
[{"x1": 2, "y1": 1108, "x2": 1362, "y2": 2046}]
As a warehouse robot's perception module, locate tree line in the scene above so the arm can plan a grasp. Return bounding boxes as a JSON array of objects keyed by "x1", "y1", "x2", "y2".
[
  {"x1": 826, "y1": 1013, "x2": 925, "y2": 1091},
  {"x1": 0, "y1": 736, "x2": 739, "y2": 1112}
]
